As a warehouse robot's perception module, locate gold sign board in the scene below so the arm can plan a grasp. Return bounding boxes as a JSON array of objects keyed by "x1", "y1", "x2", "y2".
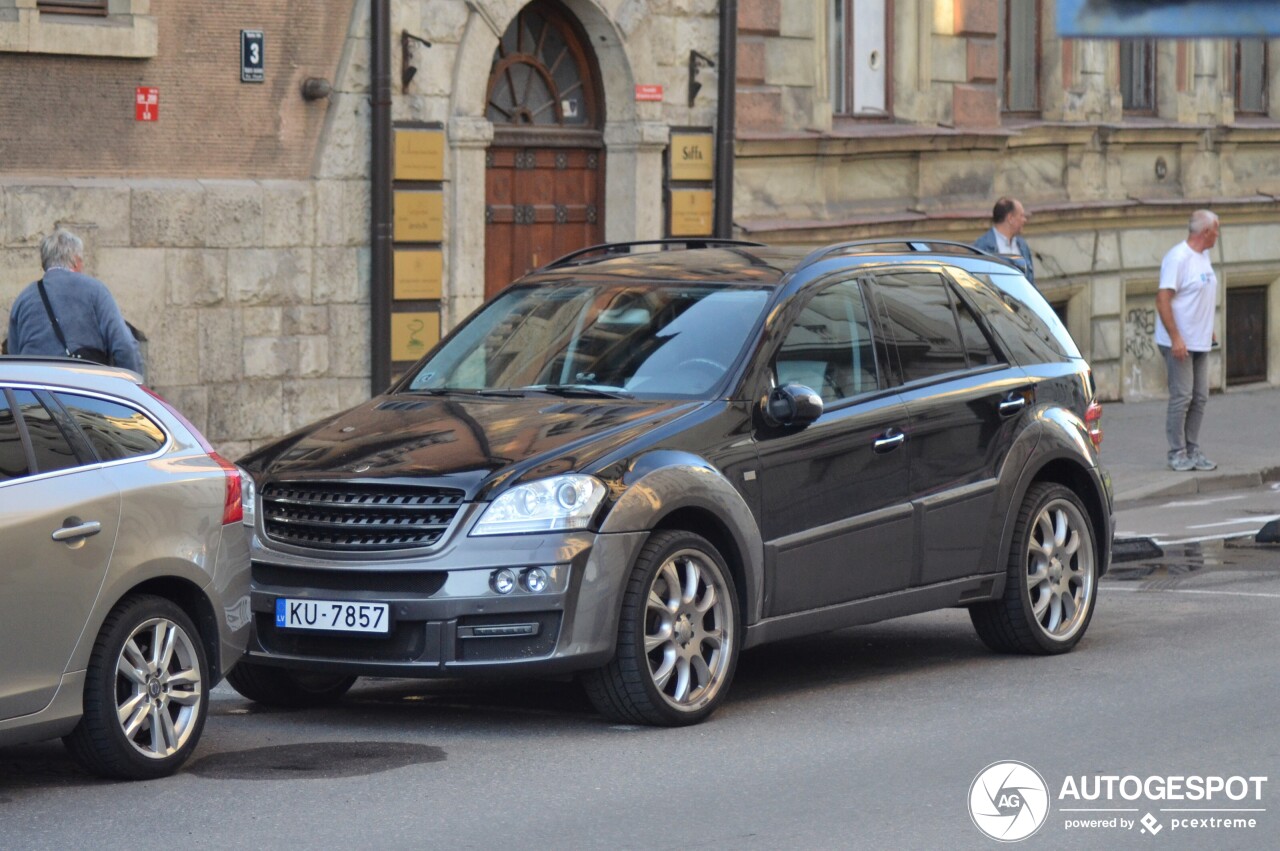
[
  {"x1": 669, "y1": 189, "x2": 714, "y2": 237},
  {"x1": 394, "y1": 249, "x2": 443, "y2": 300},
  {"x1": 394, "y1": 191, "x2": 443, "y2": 243},
  {"x1": 391, "y1": 311, "x2": 441, "y2": 362},
  {"x1": 670, "y1": 133, "x2": 714, "y2": 182},
  {"x1": 394, "y1": 129, "x2": 445, "y2": 181}
]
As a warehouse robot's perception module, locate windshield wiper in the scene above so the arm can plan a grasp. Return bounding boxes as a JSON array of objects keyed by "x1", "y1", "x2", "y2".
[
  {"x1": 526, "y1": 384, "x2": 634, "y2": 399},
  {"x1": 405, "y1": 387, "x2": 526, "y2": 397}
]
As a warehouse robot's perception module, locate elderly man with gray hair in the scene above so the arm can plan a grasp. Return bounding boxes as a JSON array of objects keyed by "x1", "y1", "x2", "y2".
[
  {"x1": 6, "y1": 227, "x2": 141, "y2": 373},
  {"x1": 1154, "y1": 209, "x2": 1220, "y2": 472}
]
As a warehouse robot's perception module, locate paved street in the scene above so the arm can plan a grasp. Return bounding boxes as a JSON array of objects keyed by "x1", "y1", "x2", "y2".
[{"x1": 2, "y1": 526, "x2": 1277, "y2": 850}]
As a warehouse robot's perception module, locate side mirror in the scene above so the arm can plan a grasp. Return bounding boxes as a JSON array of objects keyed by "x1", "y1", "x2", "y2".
[{"x1": 762, "y1": 383, "x2": 823, "y2": 428}]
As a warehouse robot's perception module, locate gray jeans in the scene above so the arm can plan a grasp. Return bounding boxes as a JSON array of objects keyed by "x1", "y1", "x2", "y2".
[{"x1": 1159, "y1": 345, "x2": 1209, "y2": 456}]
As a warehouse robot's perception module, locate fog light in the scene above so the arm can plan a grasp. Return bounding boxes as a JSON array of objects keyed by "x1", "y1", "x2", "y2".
[
  {"x1": 491, "y1": 569, "x2": 517, "y2": 594},
  {"x1": 523, "y1": 567, "x2": 549, "y2": 593}
]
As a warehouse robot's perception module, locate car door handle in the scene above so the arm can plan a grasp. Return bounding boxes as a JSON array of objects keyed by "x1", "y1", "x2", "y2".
[
  {"x1": 998, "y1": 396, "x2": 1027, "y2": 417},
  {"x1": 52, "y1": 521, "x2": 102, "y2": 542},
  {"x1": 873, "y1": 429, "x2": 906, "y2": 453}
]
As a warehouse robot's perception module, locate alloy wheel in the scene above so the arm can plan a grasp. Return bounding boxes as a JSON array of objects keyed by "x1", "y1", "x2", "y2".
[
  {"x1": 113, "y1": 617, "x2": 204, "y2": 760},
  {"x1": 643, "y1": 548, "x2": 734, "y2": 711},
  {"x1": 1025, "y1": 497, "x2": 1096, "y2": 642}
]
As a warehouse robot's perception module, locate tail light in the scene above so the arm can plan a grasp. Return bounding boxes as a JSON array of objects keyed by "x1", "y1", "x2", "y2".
[
  {"x1": 1084, "y1": 400, "x2": 1103, "y2": 449},
  {"x1": 142, "y1": 386, "x2": 244, "y2": 524}
]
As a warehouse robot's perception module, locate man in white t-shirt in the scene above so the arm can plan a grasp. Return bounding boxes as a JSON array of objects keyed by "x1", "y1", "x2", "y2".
[{"x1": 1154, "y1": 209, "x2": 1220, "y2": 472}]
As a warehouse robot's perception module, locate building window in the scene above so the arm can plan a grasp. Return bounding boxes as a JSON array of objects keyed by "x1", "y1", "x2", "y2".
[
  {"x1": 830, "y1": 0, "x2": 890, "y2": 117},
  {"x1": 1120, "y1": 40, "x2": 1156, "y2": 112},
  {"x1": 1235, "y1": 40, "x2": 1268, "y2": 115},
  {"x1": 1004, "y1": 0, "x2": 1041, "y2": 113},
  {"x1": 36, "y1": 0, "x2": 107, "y2": 15},
  {"x1": 0, "y1": 0, "x2": 154, "y2": 57}
]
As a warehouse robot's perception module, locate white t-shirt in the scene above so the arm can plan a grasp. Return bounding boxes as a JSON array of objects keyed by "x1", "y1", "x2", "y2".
[{"x1": 1154, "y1": 240, "x2": 1217, "y2": 352}]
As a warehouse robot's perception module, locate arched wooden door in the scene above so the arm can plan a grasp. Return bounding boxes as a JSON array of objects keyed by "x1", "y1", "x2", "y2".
[{"x1": 485, "y1": 2, "x2": 605, "y2": 298}]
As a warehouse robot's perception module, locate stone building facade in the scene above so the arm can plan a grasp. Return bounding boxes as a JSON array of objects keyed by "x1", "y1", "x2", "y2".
[
  {"x1": 733, "y1": 0, "x2": 1280, "y2": 404},
  {"x1": 3, "y1": 0, "x2": 1279, "y2": 456},
  {"x1": 0, "y1": 0, "x2": 721, "y2": 456}
]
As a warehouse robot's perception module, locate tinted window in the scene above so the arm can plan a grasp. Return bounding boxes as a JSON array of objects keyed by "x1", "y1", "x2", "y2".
[
  {"x1": 874, "y1": 272, "x2": 968, "y2": 383},
  {"x1": 55, "y1": 393, "x2": 166, "y2": 461},
  {"x1": 775, "y1": 280, "x2": 879, "y2": 403},
  {"x1": 0, "y1": 392, "x2": 29, "y2": 481},
  {"x1": 954, "y1": 294, "x2": 1000, "y2": 367},
  {"x1": 973, "y1": 271, "x2": 1082, "y2": 361},
  {"x1": 10, "y1": 390, "x2": 78, "y2": 475}
]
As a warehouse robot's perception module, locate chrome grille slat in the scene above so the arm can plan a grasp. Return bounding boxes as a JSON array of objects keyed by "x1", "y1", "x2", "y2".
[{"x1": 261, "y1": 482, "x2": 466, "y2": 551}]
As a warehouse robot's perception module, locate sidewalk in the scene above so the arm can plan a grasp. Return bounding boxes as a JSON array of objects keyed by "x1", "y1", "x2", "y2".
[{"x1": 1098, "y1": 383, "x2": 1280, "y2": 508}]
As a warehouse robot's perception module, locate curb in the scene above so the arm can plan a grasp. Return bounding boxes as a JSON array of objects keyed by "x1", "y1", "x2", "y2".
[{"x1": 1111, "y1": 465, "x2": 1280, "y2": 510}]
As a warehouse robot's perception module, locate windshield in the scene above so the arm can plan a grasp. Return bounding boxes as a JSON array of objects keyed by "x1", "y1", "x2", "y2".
[{"x1": 404, "y1": 283, "x2": 771, "y2": 398}]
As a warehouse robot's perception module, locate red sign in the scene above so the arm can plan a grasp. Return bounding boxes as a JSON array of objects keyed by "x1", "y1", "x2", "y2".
[
  {"x1": 135, "y1": 87, "x2": 159, "y2": 122},
  {"x1": 634, "y1": 84, "x2": 664, "y2": 102}
]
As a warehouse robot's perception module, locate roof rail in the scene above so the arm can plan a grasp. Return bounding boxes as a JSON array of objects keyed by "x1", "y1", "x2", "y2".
[
  {"x1": 793, "y1": 238, "x2": 994, "y2": 276},
  {"x1": 542, "y1": 238, "x2": 767, "y2": 270}
]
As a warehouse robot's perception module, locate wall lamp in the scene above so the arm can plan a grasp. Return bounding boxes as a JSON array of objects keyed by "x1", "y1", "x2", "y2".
[{"x1": 402, "y1": 30, "x2": 433, "y2": 92}]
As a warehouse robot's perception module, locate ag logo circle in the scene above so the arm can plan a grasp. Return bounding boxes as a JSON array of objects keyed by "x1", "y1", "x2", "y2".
[{"x1": 968, "y1": 760, "x2": 1050, "y2": 842}]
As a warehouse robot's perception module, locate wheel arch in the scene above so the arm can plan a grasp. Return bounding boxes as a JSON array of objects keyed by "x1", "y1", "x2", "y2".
[
  {"x1": 598, "y1": 455, "x2": 765, "y2": 624},
  {"x1": 117, "y1": 577, "x2": 222, "y2": 683}
]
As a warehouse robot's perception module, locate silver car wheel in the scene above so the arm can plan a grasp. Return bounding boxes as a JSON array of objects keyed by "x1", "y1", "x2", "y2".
[
  {"x1": 1025, "y1": 497, "x2": 1096, "y2": 642},
  {"x1": 114, "y1": 617, "x2": 203, "y2": 760},
  {"x1": 644, "y1": 548, "x2": 733, "y2": 711}
]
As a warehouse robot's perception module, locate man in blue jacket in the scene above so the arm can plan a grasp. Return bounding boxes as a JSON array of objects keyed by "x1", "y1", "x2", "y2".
[
  {"x1": 974, "y1": 197, "x2": 1035, "y2": 288},
  {"x1": 7, "y1": 228, "x2": 141, "y2": 373}
]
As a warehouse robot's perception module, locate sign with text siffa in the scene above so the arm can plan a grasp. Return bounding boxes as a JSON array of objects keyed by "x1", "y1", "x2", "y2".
[
  {"x1": 1059, "y1": 0, "x2": 1280, "y2": 37},
  {"x1": 241, "y1": 30, "x2": 265, "y2": 83}
]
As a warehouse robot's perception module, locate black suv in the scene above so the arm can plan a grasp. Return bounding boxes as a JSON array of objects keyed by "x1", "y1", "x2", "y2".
[{"x1": 231, "y1": 239, "x2": 1112, "y2": 726}]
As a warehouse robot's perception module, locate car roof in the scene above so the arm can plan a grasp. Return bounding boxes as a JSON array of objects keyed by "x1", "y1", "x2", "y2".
[
  {"x1": 0, "y1": 356, "x2": 144, "y2": 393},
  {"x1": 518, "y1": 239, "x2": 1024, "y2": 289}
]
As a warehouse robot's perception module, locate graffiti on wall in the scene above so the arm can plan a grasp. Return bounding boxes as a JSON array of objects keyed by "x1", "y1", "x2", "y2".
[{"x1": 1124, "y1": 306, "x2": 1159, "y2": 398}]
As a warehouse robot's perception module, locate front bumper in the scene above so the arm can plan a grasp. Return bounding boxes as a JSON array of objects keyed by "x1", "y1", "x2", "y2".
[{"x1": 242, "y1": 528, "x2": 647, "y2": 677}]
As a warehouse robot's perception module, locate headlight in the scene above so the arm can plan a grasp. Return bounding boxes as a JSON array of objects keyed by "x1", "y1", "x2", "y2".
[
  {"x1": 240, "y1": 469, "x2": 256, "y2": 527},
  {"x1": 471, "y1": 475, "x2": 606, "y2": 536}
]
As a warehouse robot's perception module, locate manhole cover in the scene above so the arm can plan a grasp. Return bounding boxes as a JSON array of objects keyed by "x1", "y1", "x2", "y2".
[{"x1": 189, "y1": 741, "x2": 445, "y2": 780}]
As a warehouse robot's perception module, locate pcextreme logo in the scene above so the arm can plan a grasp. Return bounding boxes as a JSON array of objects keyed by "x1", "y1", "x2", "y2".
[{"x1": 968, "y1": 761, "x2": 1051, "y2": 842}]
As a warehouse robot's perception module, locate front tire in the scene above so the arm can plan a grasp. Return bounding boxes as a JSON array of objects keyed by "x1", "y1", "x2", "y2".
[
  {"x1": 970, "y1": 482, "x2": 1099, "y2": 654},
  {"x1": 225, "y1": 660, "x2": 356, "y2": 707},
  {"x1": 583, "y1": 530, "x2": 740, "y2": 726},
  {"x1": 63, "y1": 595, "x2": 209, "y2": 780}
]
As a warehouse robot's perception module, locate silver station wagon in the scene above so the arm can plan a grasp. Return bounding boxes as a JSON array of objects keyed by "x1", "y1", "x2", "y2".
[{"x1": 0, "y1": 359, "x2": 251, "y2": 779}]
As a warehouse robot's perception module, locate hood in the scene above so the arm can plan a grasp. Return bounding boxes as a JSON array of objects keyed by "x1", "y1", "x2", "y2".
[{"x1": 240, "y1": 393, "x2": 700, "y2": 499}]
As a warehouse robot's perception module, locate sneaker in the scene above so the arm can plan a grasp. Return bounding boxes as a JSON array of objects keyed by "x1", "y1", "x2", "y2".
[
  {"x1": 1189, "y1": 449, "x2": 1217, "y2": 471},
  {"x1": 1168, "y1": 451, "x2": 1195, "y2": 472}
]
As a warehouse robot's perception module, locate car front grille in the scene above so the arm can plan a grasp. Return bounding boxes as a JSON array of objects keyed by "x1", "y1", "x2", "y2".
[
  {"x1": 252, "y1": 561, "x2": 449, "y2": 595},
  {"x1": 260, "y1": 481, "x2": 466, "y2": 552}
]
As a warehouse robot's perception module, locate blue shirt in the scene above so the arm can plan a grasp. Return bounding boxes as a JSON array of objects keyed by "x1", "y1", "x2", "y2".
[{"x1": 7, "y1": 267, "x2": 142, "y2": 373}]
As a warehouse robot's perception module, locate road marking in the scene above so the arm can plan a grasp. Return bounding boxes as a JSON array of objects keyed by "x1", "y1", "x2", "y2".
[
  {"x1": 1107, "y1": 586, "x2": 1280, "y2": 600},
  {"x1": 1185, "y1": 515, "x2": 1280, "y2": 530},
  {"x1": 1161, "y1": 495, "x2": 1247, "y2": 508},
  {"x1": 1152, "y1": 531, "x2": 1259, "y2": 545}
]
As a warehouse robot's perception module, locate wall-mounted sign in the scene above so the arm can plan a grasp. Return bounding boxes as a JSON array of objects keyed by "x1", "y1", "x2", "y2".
[
  {"x1": 635, "y1": 84, "x2": 664, "y2": 102},
  {"x1": 670, "y1": 189, "x2": 714, "y2": 237},
  {"x1": 135, "y1": 87, "x2": 159, "y2": 122},
  {"x1": 241, "y1": 30, "x2": 265, "y2": 83},
  {"x1": 393, "y1": 191, "x2": 444, "y2": 242},
  {"x1": 670, "y1": 132, "x2": 715, "y2": 182},
  {"x1": 394, "y1": 129, "x2": 445, "y2": 181},
  {"x1": 394, "y1": 250, "x2": 443, "y2": 300},
  {"x1": 391, "y1": 311, "x2": 441, "y2": 362}
]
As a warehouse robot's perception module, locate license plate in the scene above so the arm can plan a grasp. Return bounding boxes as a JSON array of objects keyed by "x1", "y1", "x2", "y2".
[{"x1": 275, "y1": 599, "x2": 390, "y2": 634}]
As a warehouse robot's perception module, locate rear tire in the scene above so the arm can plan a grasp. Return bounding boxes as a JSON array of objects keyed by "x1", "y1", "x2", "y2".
[
  {"x1": 226, "y1": 660, "x2": 356, "y2": 707},
  {"x1": 970, "y1": 482, "x2": 1098, "y2": 654},
  {"x1": 63, "y1": 595, "x2": 209, "y2": 780},
  {"x1": 583, "y1": 530, "x2": 740, "y2": 726}
]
